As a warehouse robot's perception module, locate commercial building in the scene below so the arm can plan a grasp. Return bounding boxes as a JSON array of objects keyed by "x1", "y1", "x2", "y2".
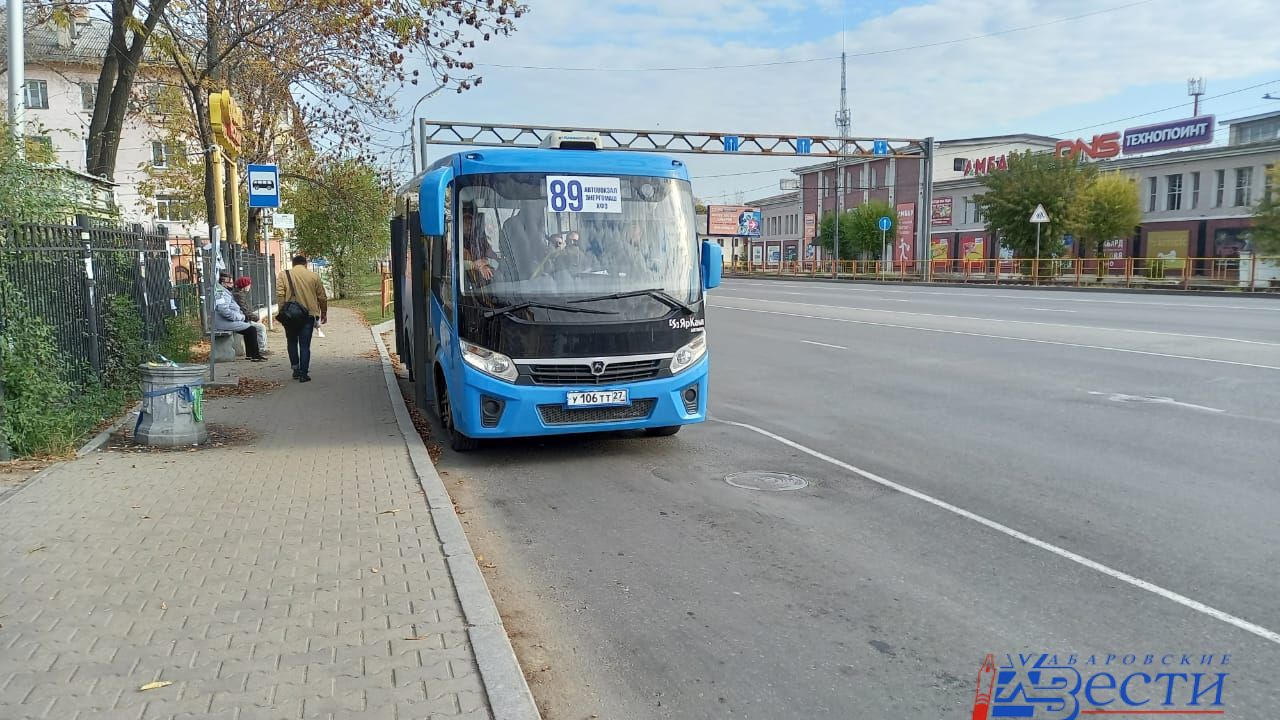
[
  {"x1": 765, "y1": 113, "x2": 1276, "y2": 272},
  {"x1": 742, "y1": 191, "x2": 801, "y2": 267},
  {"x1": 928, "y1": 115, "x2": 1279, "y2": 266},
  {"x1": 781, "y1": 135, "x2": 1056, "y2": 266}
]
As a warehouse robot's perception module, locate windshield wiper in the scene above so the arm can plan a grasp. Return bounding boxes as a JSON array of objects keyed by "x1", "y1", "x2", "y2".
[
  {"x1": 569, "y1": 288, "x2": 696, "y2": 315},
  {"x1": 482, "y1": 301, "x2": 618, "y2": 319}
]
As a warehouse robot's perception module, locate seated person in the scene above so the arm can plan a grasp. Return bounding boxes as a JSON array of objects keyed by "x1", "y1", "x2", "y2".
[{"x1": 460, "y1": 202, "x2": 499, "y2": 282}]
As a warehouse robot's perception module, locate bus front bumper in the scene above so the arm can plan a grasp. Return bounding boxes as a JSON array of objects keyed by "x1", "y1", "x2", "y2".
[{"x1": 451, "y1": 355, "x2": 709, "y2": 438}]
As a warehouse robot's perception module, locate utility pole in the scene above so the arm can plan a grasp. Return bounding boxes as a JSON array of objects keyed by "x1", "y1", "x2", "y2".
[{"x1": 7, "y1": 0, "x2": 25, "y2": 150}]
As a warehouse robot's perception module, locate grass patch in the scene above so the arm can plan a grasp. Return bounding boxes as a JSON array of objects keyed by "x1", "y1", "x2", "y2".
[{"x1": 332, "y1": 269, "x2": 391, "y2": 326}]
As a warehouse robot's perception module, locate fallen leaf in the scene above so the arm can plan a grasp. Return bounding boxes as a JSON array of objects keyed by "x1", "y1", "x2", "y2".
[
  {"x1": 26, "y1": 545, "x2": 47, "y2": 554},
  {"x1": 378, "y1": 509, "x2": 402, "y2": 515},
  {"x1": 160, "y1": 602, "x2": 167, "y2": 610},
  {"x1": 403, "y1": 635, "x2": 432, "y2": 641},
  {"x1": 480, "y1": 562, "x2": 497, "y2": 569},
  {"x1": 138, "y1": 681, "x2": 172, "y2": 691},
  {"x1": 370, "y1": 567, "x2": 379, "y2": 574}
]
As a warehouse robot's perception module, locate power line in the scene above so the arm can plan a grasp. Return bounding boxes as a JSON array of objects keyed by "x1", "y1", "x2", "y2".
[
  {"x1": 474, "y1": 0, "x2": 1154, "y2": 73},
  {"x1": 1053, "y1": 79, "x2": 1280, "y2": 135}
]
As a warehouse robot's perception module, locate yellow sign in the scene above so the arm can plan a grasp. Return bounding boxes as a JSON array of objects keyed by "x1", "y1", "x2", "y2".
[
  {"x1": 1147, "y1": 230, "x2": 1187, "y2": 269},
  {"x1": 209, "y1": 90, "x2": 244, "y2": 157}
]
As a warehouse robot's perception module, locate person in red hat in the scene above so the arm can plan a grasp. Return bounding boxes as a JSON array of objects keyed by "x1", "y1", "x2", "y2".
[{"x1": 233, "y1": 276, "x2": 269, "y2": 355}]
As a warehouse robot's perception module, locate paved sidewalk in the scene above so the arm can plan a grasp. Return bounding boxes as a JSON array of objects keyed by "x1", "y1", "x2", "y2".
[{"x1": 0, "y1": 309, "x2": 523, "y2": 719}]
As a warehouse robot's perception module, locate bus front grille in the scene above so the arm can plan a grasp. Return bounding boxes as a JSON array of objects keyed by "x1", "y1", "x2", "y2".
[
  {"x1": 537, "y1": 398, "x2": 657, "y2": 425},
  {"x1": 527, "y1": 360, "x2": 662, "y2": 386}
]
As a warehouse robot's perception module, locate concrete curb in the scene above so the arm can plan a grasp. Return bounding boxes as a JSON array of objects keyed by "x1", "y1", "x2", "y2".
[
  {"x1": 76, "y1": 401, "x2": 143, "y2": 457},
  {"x1": 370, "y1": 321, "x2": 542, "y2": 720},
  {"x1": 722, "y1": 272, "x2": 1280, "y2": 299}
]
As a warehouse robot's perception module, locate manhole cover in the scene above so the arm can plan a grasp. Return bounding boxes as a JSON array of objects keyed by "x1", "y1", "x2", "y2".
[{"x1": 724, "y1": 471, "x2": 808, "y2": 492}]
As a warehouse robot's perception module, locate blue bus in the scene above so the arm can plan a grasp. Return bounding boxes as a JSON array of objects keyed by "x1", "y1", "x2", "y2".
[{"x1": 391, "y1": 132, "x2": 722, "y2": 450}]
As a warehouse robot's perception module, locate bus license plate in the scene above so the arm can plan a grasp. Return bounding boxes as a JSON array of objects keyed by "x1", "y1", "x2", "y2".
[{"x1": 566, "y1": 390, "x2": 629, "y2": 407}]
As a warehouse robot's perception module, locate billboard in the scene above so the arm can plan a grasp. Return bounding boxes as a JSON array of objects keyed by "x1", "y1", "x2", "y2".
[
  {"x1": 803, "y1": 213, "x2": 817, "y2": 240},
  {"x1": 895, "y1": 203, "x2": 916, "y2": 269},
  {"x1": 931, "y1": 197, "x2": 953, "y2": 226},
  {"x1": 1123, "y1": 116, "x2": 1214, "y2": 155},
  {"x1": 708, "y1": 205, "x2": 762, "y2": 236}
]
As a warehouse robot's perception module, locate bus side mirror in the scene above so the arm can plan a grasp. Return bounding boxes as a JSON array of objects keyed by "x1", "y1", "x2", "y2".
[
  {"x1": 701, "y1": 240, "x2": 722, "y2": 290},
  {"x1": 418, "y1": 166, "x2": 454, "y2": 236}
]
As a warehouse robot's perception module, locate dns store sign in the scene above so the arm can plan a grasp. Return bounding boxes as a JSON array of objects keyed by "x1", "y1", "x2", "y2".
[{"x1": 1055, "y1": 132, "x2": 1121, "y2": 160}]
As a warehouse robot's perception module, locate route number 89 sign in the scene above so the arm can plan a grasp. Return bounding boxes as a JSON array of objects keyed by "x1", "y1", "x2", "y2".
[{"x1": 546, "y1": 176, "x2": 622, "y2": 214}]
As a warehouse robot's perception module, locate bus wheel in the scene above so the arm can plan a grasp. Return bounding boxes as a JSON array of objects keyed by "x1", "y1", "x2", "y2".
[
  {"x1": 644, "y1": 425, "x2": 681, "y2": 437},
  {"x1": 437, "y1": 382, "x2": 480, "y2": 451}
]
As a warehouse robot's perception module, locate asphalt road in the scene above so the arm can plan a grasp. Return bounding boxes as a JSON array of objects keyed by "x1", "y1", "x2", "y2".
[{"x1": 434, "y1": 279, "x2": 1280, "y2": 720}]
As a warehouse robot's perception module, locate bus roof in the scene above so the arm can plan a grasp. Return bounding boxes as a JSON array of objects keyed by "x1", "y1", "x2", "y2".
[{"x1": 437, "y1": 147, "x2": 692, "y2": 182}]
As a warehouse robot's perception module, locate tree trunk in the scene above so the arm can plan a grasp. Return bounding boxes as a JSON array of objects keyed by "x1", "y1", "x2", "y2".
[
  {"x1": 246, "y1": 207, "x2": 263, "y2": 253},
  {"x1": 85, "y1": 0, "x2": 130, "y2": 178},
  {"x1": 85, "y1": 0, "x2": 171, "y2": 179},
  {"x1": 191, "y1": 92, "x2": 219, "y2": 237}
]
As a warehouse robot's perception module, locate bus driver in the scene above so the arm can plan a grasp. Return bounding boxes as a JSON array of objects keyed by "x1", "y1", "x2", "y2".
[{"x1": 461, "y1": 202, "x2": 499, "y2": 282}]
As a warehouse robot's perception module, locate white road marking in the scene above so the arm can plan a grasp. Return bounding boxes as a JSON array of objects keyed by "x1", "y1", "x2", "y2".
[
  {"x1": 709, "y1": 304, "x2": 1280, "y2": 372},
  {"x1": 713, "y1": 295, "x2": 1280, "y2": 347},
  {"x1": 800, "y1": 340, "x2": 847, "y2": 350},
  {"x1": 1024, "y1": 307, "x2": 1077, "y2": 313},
  {"x1": 720, "y1": 280, "x2": 1279, "y2": 311},
  {"x1": 781, "y1": 290, "x2": 909, "y2": 301},
  {"x1": 1086, "y1": 391, "x2": 1225, "y2": 413},
  {"x1": 714, "y1": 417, "x2": 1280, "y2": 647}
]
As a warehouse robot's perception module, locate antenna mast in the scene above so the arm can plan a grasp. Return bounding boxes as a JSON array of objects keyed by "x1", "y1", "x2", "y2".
[{"x1": 835, "y1": 50, "x2": 851, "y2": 149}]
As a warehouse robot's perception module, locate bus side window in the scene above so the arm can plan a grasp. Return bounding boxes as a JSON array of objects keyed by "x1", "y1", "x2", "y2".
[{"x1": 431, "y1": 190, "x2": 454, "y2": 316}]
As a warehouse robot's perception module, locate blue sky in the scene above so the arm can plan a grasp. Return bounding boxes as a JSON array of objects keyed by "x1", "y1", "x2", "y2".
[{"x1": 382, "y1": 0, "x2": 1280, "y2": 203}]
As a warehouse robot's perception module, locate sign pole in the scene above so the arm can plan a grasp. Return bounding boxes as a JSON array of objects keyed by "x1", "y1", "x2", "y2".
[
  {"x1": 1029, "y1": 203, "x2": 1050, "y2": 287},
  {"x1": 1035, "y1": 222, "x2": 1042, "y2": 286}
]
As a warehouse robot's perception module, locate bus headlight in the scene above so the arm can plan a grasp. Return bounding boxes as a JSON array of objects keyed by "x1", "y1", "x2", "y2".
[
  {"x1": 461, "y1": 340, "x2": 519, "y2": 382},
  {"x1": 669, "y1": 333, "x2": 707, "y2": 375}
]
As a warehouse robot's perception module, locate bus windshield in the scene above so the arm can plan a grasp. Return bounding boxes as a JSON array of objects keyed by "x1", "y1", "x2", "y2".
[{"x1": 456, "y1": 172, "x2": 700, "y2": 318}]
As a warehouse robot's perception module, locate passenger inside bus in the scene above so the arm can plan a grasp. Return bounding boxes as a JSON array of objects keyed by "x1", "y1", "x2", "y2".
[{"x1": 460, "y1": 202, "x2": 499, "y2": 283}]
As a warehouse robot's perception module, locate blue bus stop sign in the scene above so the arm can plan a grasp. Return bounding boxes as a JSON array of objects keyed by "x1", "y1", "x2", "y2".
[{"x1": 878, "y1": 216, "x2": 892, "y2": 232}]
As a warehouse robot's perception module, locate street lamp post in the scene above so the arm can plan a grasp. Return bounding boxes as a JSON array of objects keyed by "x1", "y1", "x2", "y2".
[
  {"x1": 409, "y1": 82, "x2": 448, "y2": 176},
  {"x1": 7, "y1": 0, "x2": 25, "y2": 149}
]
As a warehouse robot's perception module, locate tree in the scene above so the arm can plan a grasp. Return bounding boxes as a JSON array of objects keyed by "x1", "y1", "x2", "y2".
[
  {"x1": 145, "y1": 0, "x2": 524, "y2": 248},
  {"x1": 67, "y1": 0, "x2": 524, "y2": 212},
  {"x1": 1252, "y1": 164, "x2": 1280, "y2": 256},
  {"x1": 974, "y1": 150, "x2": 1097, "y2": 258},
  {"x1": 813, "y1": 200, "x2": 897, "y2": 260},
  {"x1": 291, "y1": 158, "x2": 391, "y2": 299},
  {"x1": 1073, "y1": 172, "x2": 1142, "y2": 260}
]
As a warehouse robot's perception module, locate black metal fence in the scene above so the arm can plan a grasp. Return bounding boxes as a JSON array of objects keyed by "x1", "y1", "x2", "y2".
[
  {"x1": 1, "y1": 216, "x2": 190, "y2": 387},
  {"x1": 217, "y1": 241, "x2": 277, "y2": 313}
]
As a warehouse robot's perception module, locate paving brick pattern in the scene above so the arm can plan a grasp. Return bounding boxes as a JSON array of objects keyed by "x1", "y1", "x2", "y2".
[{"x1": 0, "y1": 310, "x2": 491, "y2": 720}]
